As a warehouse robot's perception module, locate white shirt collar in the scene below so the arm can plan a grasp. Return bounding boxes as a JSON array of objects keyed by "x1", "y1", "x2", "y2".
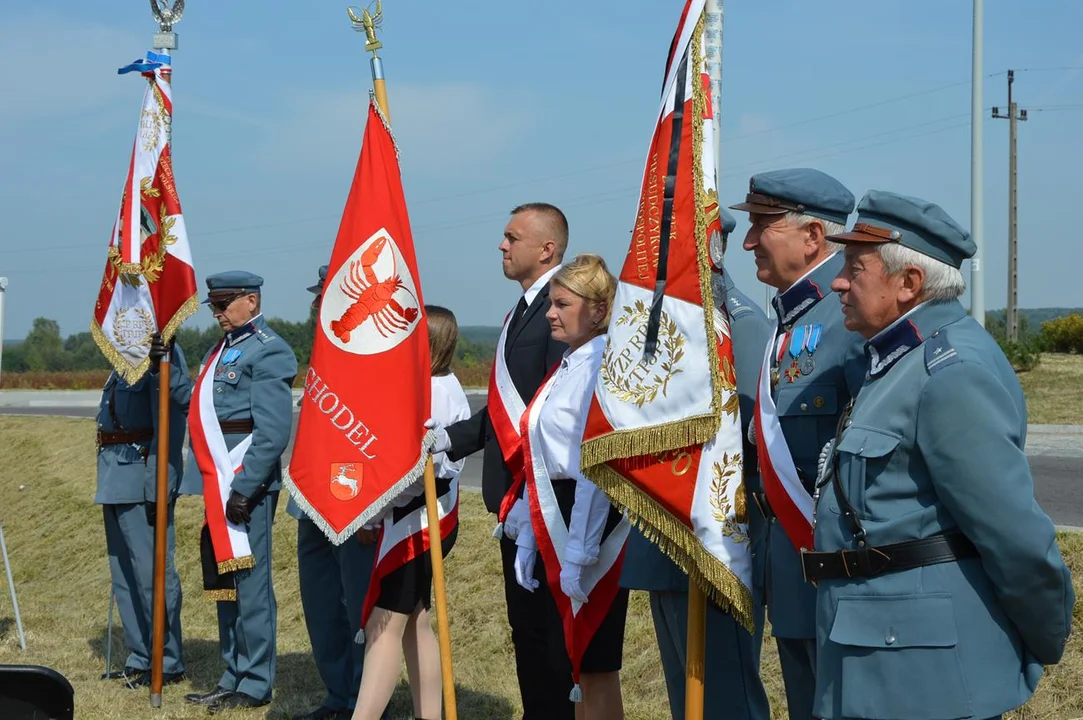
[
  {"x1": 523, "y1": 265, "x2": 562, "y2": 307},
  {"x1": 560, "y1": 334, "x2": 607, "y2": 371}
]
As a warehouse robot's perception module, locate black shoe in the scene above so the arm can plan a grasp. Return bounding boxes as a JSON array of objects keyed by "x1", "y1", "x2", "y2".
[
  {"x1": 292, "y1": 707, "x2": 351, "y2": 720},
  {"x1": 207, "y1": 692, "x2": 270, "y2": 713},
  {"x1": 125, "y1": 671, "x2": 187, "y2": 689},
  {"x1": 102, "y1": 666, "x2": 142, "y2": 681},
  {"x1": 185, "y1": 688, "x2": 235, "y2": 705}
]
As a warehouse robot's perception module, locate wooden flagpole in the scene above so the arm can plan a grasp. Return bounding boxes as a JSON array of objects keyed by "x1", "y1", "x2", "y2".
[
  {"x1": 348, "y1": 5, "x2": 458, "y2": 716},
  {"x1": 150, "y1": 341, "x2": 170, "y2": 707},
  {"x1": 685, "y1": 581, "x2": 707, "y2": 718},
  {"x1": 147, "y1": 3, "x2": 184, "y2": 705},
  {"x1": 685, "y1": 3, "x2": 723, "y2": 717}
]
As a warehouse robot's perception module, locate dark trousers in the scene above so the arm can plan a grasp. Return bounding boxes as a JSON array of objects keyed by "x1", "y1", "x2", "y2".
[
  {"x1": 499, "y1": 536, "x2": 574, "y2": 720},
  {"x1": 297, "y1": 518, "x2": 376, "y2": 711}
]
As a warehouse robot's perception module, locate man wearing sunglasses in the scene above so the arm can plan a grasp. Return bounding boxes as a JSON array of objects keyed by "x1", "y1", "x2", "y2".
[{"x1": 182, "y1": 271, "x2": 298, "y2": 713}]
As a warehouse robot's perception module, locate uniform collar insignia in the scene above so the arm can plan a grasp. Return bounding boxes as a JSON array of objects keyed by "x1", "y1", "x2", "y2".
[
  {"x1": 225, "y1": 321, "x2": 257, "y2": 347},
  {"x1": 867, "y1": 313, "x2": 923, "y2": 378},
  {"x1": 773, "y1": 253, "x2": 842, "y2": 329}
]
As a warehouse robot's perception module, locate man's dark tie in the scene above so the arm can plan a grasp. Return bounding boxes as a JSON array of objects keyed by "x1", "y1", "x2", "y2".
[{"x1": 506, "y1": 296, "x2": 529, "y2": 354}]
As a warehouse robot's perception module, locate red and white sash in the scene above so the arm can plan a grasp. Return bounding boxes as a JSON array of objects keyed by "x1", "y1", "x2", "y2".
[
  {"x1": 753, "y1": 333, "x2": 814, "y2": 551},
  {"x1": 522, "y1": 372, "x2": 630, "y2": 696},
  {"x1": 488, "y1": 307, "x2": 530, "y2": 534},
  {"x1": 188, "y1": 340, "x2": 256, "y2": 572},
  {"x1": 358, "y1": 478, "x2": 459, "y2": 638}
]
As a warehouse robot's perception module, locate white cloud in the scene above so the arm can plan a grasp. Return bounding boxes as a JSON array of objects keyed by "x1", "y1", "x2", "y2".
[{"x1": 253, "y1": 81, "x2": 535, "y2": 176}]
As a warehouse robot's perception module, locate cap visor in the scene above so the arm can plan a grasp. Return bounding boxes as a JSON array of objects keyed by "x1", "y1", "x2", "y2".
[
  {"x1": 728, "y1": 201, "x2": 788, "y2": 215},
  {"x1": 827, "y1": 230, "x2": 889, "y2": 245},
  {"x1": 306, "y1": 284, "x2": 321, "y2": 294}
]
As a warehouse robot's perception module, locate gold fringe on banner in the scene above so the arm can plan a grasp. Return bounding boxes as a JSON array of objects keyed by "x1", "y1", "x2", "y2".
[
  {"x1": 217, "y1": 556, "x2": 255, "y2": 575},
  {"x1": 689, "y1": 19, "x2": 726, "y2": 434},
  {"x1": 586, "y1": 463, "x2": 754, "y2": 632},
  {"x1": 579, "y1": 413, "x2": 719, "y2": 470},
  {"x1": 204, "y1": 589, "x2": 237, "y2": 602}
]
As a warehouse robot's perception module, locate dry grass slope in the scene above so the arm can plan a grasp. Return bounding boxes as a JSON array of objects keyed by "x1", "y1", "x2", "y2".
[{"x1": 0, "y1": 416, "x2": 1078, "y2": 718}]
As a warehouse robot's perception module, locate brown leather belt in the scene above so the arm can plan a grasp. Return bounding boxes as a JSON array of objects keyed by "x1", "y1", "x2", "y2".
[
  {"x1": 219, "y1": 419, "x2": 254, "y2": 434},
  {"x1": 800, "y1": 533, "x2": 979, "y2": 587},
  {"x1": 97, "y1": 429, "x2": 153, "y2": 447}
]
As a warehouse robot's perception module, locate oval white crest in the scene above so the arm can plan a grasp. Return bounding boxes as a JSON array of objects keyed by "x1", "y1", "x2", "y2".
[{"x1": 320, "y1": 228, "x2": 421, "y2": 356}]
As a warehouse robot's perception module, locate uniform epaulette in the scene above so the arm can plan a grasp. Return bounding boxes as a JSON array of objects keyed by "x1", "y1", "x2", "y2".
[
  {"x1": 924, "y1": 330, "x2": 960, "y2": 375},
  {"x1": 729, "y1": 303, "x2": 754, "y2": 320},
  {"x1": 257, "y1": 330, "x2": 275, "y2": 345}
]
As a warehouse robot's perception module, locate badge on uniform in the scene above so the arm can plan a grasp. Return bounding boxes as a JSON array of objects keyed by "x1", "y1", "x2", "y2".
[
  {"x1": 800, "y1": 323, "x2": 822, "y2": 375},
  {"x1": 222, "y1": 349, "x2": 244, "y2": 365},
  {"x1": 786, "y1": 325, "x2": 805, "y2": 382}
]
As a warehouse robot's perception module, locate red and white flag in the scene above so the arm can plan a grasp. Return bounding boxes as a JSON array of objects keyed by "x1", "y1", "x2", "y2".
[
  {"x1": 286, "y1": 99, "x2": 433, "y2": 543},
  {"x1": 580, "y1": 0, "x2": 752, "y2": 624},
  {"x1": 91, "y1": 50, "x2": 197, "y2": 381}
]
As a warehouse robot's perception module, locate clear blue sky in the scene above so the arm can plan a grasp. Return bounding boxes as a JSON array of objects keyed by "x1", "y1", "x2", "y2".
[{"x1": 2, "y1": 1, "x2": 1081, "y2": 339}]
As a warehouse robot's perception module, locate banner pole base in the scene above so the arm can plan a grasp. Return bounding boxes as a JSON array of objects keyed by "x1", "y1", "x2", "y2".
[{"x1": 150, "y1": 693, "x2": 162, "y2": 708}]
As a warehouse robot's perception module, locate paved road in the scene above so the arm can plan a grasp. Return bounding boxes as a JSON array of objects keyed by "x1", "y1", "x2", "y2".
[{"x1": 3, "y1": 393, "x2": 1080, "y2": 529}]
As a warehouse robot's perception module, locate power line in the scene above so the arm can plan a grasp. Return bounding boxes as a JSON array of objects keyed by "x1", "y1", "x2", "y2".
[
  {"x1": 42, "y1": 110, "x2": 988, "y2": 274},
  {"x1": 9, "y1": 76, "x2": 1004, "y2": 258}
]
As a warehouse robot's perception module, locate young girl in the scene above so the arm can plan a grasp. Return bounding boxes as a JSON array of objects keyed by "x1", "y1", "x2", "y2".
[
  {"x1": 352, "y1": 305, "x2": 471, "y2": 720},
  {"x1": 509, "y1": 254, "x2": 630, "y2": 720}
]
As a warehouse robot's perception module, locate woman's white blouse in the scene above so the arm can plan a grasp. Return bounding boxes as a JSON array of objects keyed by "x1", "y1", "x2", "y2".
[{"x1": 522, "y1": 334, "x2": 613, "y2": 566}]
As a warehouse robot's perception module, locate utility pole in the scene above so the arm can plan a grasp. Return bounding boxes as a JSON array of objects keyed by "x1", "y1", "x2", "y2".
[
  {"x1": 993, "y1": 71, "x2": 1027, "y2": 342},
  {"x1": 970, "y1": 0, "x2": 984, "y2": 327},
  {"x1": 0, "y1": 277, "x2": 7, "y2": 388}
]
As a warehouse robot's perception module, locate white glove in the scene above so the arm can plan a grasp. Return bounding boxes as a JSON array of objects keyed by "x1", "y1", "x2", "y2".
[
  {"x1": 424, "y1": 417, "x2": 451, "y2": 455},
  {"x1": 502, "y1": 498, "x2": 528, "y2": 542},
  {"x1": 514, "y1": 545, "x2": 539, "y2": 592},
  {"x1": 560, "y1": 561, "x2": 589, "y2": 604}
]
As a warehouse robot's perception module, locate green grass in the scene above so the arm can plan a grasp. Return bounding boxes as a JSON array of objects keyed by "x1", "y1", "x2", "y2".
[{"x1": 0, "y1": 416, "x2": 1078, "y2": 718}]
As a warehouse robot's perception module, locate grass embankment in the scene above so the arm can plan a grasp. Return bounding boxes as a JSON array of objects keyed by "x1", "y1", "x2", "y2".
[{"x1": 0, "y1": 416, "x2": 1079, "y2": 718}]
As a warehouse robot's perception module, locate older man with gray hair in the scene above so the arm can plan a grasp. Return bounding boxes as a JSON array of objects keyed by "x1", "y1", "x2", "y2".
[
  {"x1": 730, "y1": 168, "x2": 867, "y2": 720},
  {"x1": 803, "y1": 190, "x2": 1074, "y2": 719}
]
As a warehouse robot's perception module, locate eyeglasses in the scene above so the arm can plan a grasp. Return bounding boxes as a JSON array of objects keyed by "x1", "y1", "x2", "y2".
[{"x1": 208, "y1": 293, "x2": 245, "y2": 313}]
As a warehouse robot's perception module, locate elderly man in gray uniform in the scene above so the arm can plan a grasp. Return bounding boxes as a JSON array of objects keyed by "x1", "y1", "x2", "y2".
[
  {"x1": 729, "y1": 169, "x2": 865, "y2": 720},
  {"x1": 804, "y1": 191, "x2": 1074, "y2": 720},
  {"x1": 97, "y1": 336, "x2": 191, "y2": 688},
  {"x1": 182, "y1": 271, "x2": 298, "y2": 713},
  {"x1": 287, "y1": 264, "x2": 379, "y2": 720},
  {"x1": 619, "y1": 209, "x2": 772, "y2": 719}
]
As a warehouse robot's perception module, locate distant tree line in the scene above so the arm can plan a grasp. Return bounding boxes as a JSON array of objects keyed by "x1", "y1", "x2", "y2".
[{"x1": 2, "y1": 314, "x2": 498, "y2": 373}]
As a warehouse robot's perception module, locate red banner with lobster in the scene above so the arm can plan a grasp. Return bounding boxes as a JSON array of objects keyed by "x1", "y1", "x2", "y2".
[{"x1": 286, "y1": 99, "x2": 433, "y2": 543}]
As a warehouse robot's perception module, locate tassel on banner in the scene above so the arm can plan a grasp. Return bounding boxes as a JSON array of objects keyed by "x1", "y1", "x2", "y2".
[
  {"x1": 569, "y1": 684, "x2": 583, "y2": 703},
  {"x1": 492, "y1": 522, "x2": 504, "y2": 540},
  {"x1": 354, "y1": 628, "x2": 366, "y2": 645}
]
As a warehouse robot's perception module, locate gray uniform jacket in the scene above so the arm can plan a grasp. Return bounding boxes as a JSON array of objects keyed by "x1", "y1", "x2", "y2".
[
  {"x1": 95, "y1": 345, "x2": 192, "y2": 504},
  {"x1": 812, "y1": 299, "x2": 1074, "y2": 720},
  {"x1": 179, "y1": 315, "x2": 297, "y2": 498}
]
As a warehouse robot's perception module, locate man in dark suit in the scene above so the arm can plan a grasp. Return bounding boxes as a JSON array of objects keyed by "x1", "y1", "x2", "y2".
[{"x1": 430, "y1": 202, "x2": 571, "y2": 719}]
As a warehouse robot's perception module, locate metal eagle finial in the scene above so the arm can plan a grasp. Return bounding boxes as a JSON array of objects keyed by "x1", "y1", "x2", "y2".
[{"x1": 149, "y1": 0, "x2": 185, "y2": 32}]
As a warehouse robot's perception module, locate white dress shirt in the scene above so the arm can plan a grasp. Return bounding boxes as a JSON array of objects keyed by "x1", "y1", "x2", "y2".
[
  {"x1": 517, "y1": 334, "x2": 613, "y2": 566},
  {"x1": 522, "y1": 265, "x2": 562, "y2": 308},
  {"x1": 389, "y1": 372, "x2": 472, "y2": 509}
]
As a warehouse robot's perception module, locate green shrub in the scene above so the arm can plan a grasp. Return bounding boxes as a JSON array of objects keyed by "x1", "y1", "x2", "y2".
[{"x1": 1041, "y1": 313, "x2": 1083, "y2": 354}]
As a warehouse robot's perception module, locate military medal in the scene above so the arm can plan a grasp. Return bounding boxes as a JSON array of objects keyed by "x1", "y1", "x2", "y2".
[
  {"x1": 786, "y1": 325, "x2": 805, "y2": 381},
  {"x1": 800, "y1": 323, "x2": 822, "y2": 375},
  {"x1": 222, "y1": 348, "x2": 243, "y2": 365}
]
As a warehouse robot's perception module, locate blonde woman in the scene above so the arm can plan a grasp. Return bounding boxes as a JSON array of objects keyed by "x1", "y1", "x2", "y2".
[
  {"x1": 507, "y1": 254, "x2": 631, "y2": 720},
  {"x1": 352, "y1": 306, "x2": 470, "y2": 720}
]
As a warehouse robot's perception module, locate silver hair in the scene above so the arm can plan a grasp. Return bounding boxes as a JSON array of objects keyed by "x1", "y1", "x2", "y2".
[
  {"x1": 783, "y1": 211, "x2": 847, "y2": 254},
  {"x1": 877, "y1": 242, "x2": 966, "y2": 301}
]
